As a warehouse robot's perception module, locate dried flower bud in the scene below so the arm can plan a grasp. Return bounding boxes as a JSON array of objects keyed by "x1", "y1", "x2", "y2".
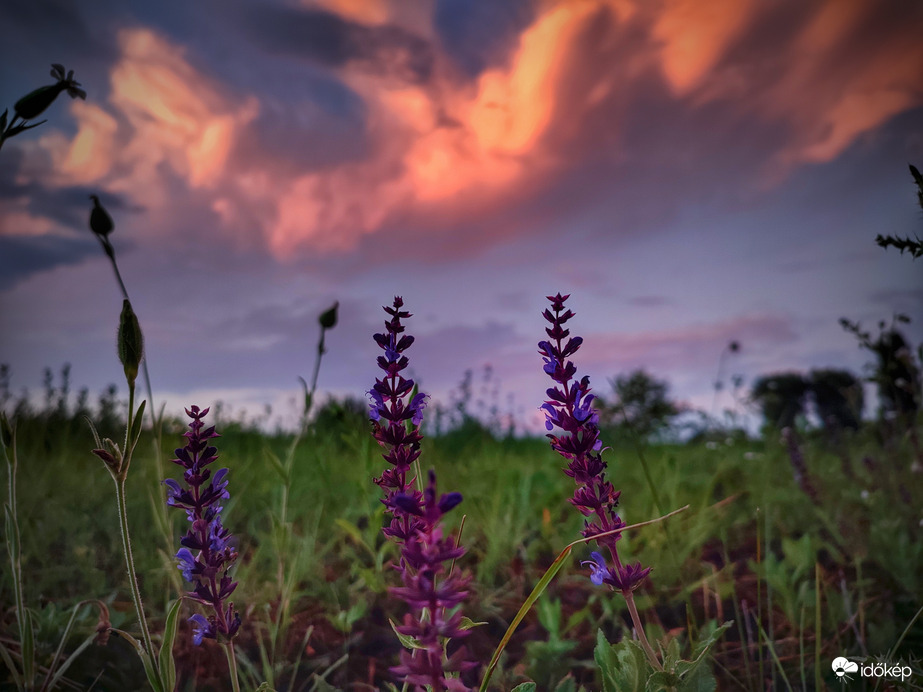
[
  {"x1": 13, "y1": 64, "x2": 86, "y2": 120},
  {"x1": 318, "y1": 301, "x2": 338, "y2": 329},
  {"x1": 89, "y1": 195, "x2": 114, "y2": 237},
  {"x1": 117, "y1": 300, "x2": 144, "y2": 388}
]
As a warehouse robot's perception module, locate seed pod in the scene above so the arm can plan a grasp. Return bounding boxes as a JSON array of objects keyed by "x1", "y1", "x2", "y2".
[
  {"x1": 117, "y1": 300, "x2": 144, "y2": 388},
  {"x1": 14, "y1": 84, "x2": 65, "y2": 120},
  {"x1": 318, "y1": 301, "x2": 339, "y2": 330}
]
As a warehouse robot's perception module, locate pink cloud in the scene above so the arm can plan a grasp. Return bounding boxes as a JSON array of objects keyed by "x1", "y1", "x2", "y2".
[{"x1": 579, "y1": 313, "x2": 797, "y2": 373}]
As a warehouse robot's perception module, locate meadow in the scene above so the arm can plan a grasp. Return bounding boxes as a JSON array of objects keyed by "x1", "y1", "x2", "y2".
[
  {"x1": 2, "y1": 353, "x2": 921, "y2": 691},
  {"x1": 2, "y1": 64, "x2": 923, "y2": 692}
]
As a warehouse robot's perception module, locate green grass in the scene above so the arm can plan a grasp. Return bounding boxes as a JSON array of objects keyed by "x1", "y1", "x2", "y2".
[{"x1": 2, "y1": 410, "x2": 922, "y2": 690}]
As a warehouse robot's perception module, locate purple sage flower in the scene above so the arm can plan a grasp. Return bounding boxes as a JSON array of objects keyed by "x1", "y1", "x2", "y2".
[
  {"x1": 539, "y1": 293, "x2": 651, "y2": 593},
  {"x1": 164, "y1": 406, "x2": 241, "y2": 643},
  {"x1": 369, "y1": 296, "x2": 427, "y2": 543},
  {"x1": 389, "y1": 471, "x2": 475, "y2": 691},
  {"x1": 369, "y1": 297, "x2": 474, "y2": 691}
]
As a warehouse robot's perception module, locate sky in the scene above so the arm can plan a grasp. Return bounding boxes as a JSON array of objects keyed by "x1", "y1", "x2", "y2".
[{"x1": 1, "y1": 0, "x2": 921, "y2": 433}]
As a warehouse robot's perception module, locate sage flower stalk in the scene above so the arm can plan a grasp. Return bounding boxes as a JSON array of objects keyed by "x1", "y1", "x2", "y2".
[
  {"x1": 539, "y1": 293, "x2": 664, "y2": 670},
  {"x1": 164, "y1": 406, "x2": 241, "y2": 645},
  {"x1": 539, "y1": 293, "x2": 650, "y2": 593},
  {"x1": 369, "y1": 297, "x2": 474, "y2": 690}
]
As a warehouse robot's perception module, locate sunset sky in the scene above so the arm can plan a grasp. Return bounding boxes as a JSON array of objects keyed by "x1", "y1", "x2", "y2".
[{"x1": 1, "y1": 0, "x2": 921, "y2": 432}]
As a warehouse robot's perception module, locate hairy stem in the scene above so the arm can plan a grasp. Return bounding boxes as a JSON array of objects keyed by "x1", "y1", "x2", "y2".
[
  {"x1": 115, "y1": 476, "x2": 156, "y2": 662},
  {"x1": 224, "y1": 642, "x2": 241, "y2": 692},
  {"x1": 624, "y1": 589, "x2": 662, "y2": 671}
]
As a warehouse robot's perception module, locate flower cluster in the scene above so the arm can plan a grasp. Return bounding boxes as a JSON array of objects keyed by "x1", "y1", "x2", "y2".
[
  {"x1": 369, "y1": 297, "x2": 473, "y2": 691},
  {"x1": 390, "y1": 471, "x2": 475, "y2": 691},
  {"x1": 369, "y1": 296, "x2": 427, "y2": 542},
  {"x1": 163, "y1": 406, "x2": 241, "y2": 645},
  {"x1": 539, "y1": 293, "x2": 651, "y2": 593}
]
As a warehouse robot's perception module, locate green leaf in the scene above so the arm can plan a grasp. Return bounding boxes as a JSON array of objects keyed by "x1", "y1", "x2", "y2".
[
  {"x1": 478, "y1": 545, "x2": 573, "y2": 692},
  {"x1": 334, "y1": 517, "x2": 365, "y2": 544},
  {"x1": 676, "y1": 662, "x2": 717, "y2": 692},
  {"x1": 672, "y1": 621, "x2": 732, "y2": 688},
  {"x1": 0, "y1": 640, "x2": 23, "y2": 687},
  {"x1": 662, "y1": 634, "x2": 681, "y2": 671},
  {"x1": 44, "y1": 631, "x2": 98, "y2": 691},
  {"x1": 458, "y1": 616, "x2": 488, "y2": 630},
  {"x1": 310, "y1": 678, "x2": 341, "y2": 692},
  {"x1": 553, "y1": 676, "x2": 578, "y2": 692},
  {"x1": 594, "y1": 630, "x2": 649, "y2": 692},
  {"x1": 110, "y1": 628, "x2": 163, "y2": 692},
  {"x1": 264, "y1": 449, "x2": 288, "y2": 483},
  {"x1": 388, "y1": 618, "x2": 426, "y2": 650},
  {"x1": 158, "y1": 598, "x2": 182, "y2": 692},
  {"x1": 20, "y1": 600, "x2": 35, "y2": 687},
  {"x1": 511, "y1": 684, "x2": 537, "y2": 692},
  {"x1": 130, "y1": 400, "x2": 147, "y2": 445},
  {"x1": 645, "y1": 670, "x2": 680, "y2": 691},
  {"x1": 253, "y1": 684, "x2": 278, "y2": 692}
]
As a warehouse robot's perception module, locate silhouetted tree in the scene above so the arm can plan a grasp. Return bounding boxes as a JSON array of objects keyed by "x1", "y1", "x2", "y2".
[
  {"x1": 599, "y1": 369, "x2": 681, "y2": 441},
  {"x1": 871, "y1": 328, "x2": 921, "y2": 421},
  {"x1": 809, "y1": 369, "x2": 863, "y2": 430},
  {"x1": 751, "y1": 373, "x2": 808, "y2": 429}
]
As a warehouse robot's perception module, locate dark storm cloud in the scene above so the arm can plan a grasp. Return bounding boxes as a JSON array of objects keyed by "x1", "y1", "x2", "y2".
[
  {"x1": 241, "y1": 5, "x2": 435, "y2": 84},
  {"x1": 0, "y1": 234, "x2": 96, "y2": 291},
  {"x1": 434, "y1": 0, "x2": 536, "y2": 76}
]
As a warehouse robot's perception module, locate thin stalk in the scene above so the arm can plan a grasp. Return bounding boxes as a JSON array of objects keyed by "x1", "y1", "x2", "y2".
[
  {"x1": 814, "y1": 563, "x2": 822, "y2": 692},
  {"x1": 114, "y1": 384, "x2": 156, "y2": 660},
  {"x1": 3, "y1": 422, "x2": 32, "y2": 688},
  {"x1": 115, "y1": 476, "x2": 155, "y2": 661},
  {"x1": 624, "y1": 590, "x2": 663, "y2": 671},
  {"x1": 224, "y1": 642, "x2": 241, "y2": 692},
  {"x1": 755, "y1": 507, "x2": 764, "y2": 687}
]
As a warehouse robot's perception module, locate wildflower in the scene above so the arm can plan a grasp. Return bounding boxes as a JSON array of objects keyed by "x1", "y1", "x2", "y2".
[
  {"x1": 539, "y1": 293, "x2": 650, "y2": 594},
  {"x1": 389, "y1": 471, "x2": 475, "y2": 690},
  {"x1": 369, "y1": 296, "x2": 426, "y2": 541},
  {"x1": 14, "y1": 64, "x2": 86, "y2": 120},
  {"x1": 164, "y1": 406, "x2": 241, "y2": 643},
  {"x1": 369, "y1": 297, "x2": 473, "y2": 690}
]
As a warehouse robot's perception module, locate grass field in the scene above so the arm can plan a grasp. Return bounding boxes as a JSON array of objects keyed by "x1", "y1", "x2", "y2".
[{"x1": 2, "y1": 395, "x2": 921, "y2": 691}]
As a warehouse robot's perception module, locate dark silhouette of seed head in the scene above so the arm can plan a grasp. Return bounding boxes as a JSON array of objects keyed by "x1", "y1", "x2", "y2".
[{"x1": 89, "y1": 194, "x2": 114, "y2": 237}]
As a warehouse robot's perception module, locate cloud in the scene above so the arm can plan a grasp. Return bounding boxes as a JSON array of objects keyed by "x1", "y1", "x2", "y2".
[
  {"x1": 580, "y1": 313, "x2": 798, "y2": 373},
  {"x1": 9, "y1": 0, "x2": 923, "y2": 271},
  {"x1": 0, "y1": 234, "x2": 97, "y2": 291}
]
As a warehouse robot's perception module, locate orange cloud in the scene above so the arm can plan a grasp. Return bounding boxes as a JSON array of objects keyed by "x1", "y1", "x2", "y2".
[
  {"x1": 267, "y1": 1, "x2": 606, "y2": 256},
  {"x1": 771, "y1": 1, "x2": 923, "y2": 166},
  {"x1": 33, "y1": 28, "x2": 257, "y2": 212},
  {"x1": 653, "y1": 0, "x2": 754, "y2": 96}
]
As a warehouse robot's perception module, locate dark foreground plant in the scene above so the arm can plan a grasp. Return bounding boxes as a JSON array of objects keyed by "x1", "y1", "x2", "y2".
[
  {"x1": 164, "y1": 405, "x2": 242, "y2": 691},
  {"x1": 369, "y1": 297, "x2": 474, "y2": 691},
  {"x1": 88, "y1": 300, "x2": 182, "y2": 692},
  {"x1": 1, "y1": 411, "x2": 111, "y2": 692},
  {"x1": 1, "y1": 64, "x2": 85, "y2": 152}
]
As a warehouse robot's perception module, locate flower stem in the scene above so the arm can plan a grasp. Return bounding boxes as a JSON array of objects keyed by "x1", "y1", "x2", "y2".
[
  {"x1": 624, "y1": 589, "x2": 662, "y2": 671},
  {"x1": 115, "y1": 475, "x2": 156, "y2": 662},
  {"x1": 224, "y1": 641, "x2": 241, "y2": 692}
]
